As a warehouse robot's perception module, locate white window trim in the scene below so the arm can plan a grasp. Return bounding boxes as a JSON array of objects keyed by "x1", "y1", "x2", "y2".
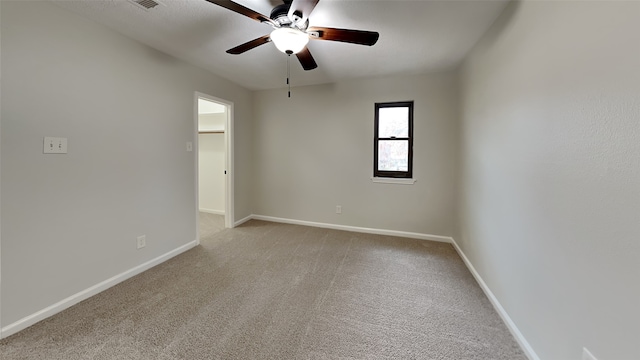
[{"x1": 371, "y1": 177, "x2": 417, "y2": 185}]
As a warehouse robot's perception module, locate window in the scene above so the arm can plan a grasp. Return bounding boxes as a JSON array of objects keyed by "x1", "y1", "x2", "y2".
[{"x1": 374, "y1": 101, "x2": 414, "y2": 178}]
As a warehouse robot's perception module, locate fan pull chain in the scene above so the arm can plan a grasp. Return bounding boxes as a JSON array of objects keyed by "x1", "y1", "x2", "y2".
[{"x1": 287, "y1": 54, "x2": 291, "y2": 98}]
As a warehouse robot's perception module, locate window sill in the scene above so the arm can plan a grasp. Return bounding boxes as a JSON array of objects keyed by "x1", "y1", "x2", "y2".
[{"x1": 371, "y1": 177, "x2": 417, "y2": 185}]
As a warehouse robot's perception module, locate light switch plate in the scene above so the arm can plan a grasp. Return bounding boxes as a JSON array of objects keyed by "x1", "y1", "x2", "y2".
[{"x1": 44, "y1": 137, "x2": 68, "y2": 154}]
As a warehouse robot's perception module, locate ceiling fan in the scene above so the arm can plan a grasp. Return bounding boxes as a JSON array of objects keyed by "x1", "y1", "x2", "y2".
[{"x1": 205, "y1": 0, "x2": 380, "y2": 71}]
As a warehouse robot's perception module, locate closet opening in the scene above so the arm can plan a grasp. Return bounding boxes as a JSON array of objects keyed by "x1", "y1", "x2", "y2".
[{"x1": 195, "y1": 93, "x2": 234, "y2": 242}]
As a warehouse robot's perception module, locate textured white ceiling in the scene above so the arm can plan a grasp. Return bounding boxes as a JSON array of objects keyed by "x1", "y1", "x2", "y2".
[{"x1": 51, "y1": 0, "x2": 509, "y2": 90}]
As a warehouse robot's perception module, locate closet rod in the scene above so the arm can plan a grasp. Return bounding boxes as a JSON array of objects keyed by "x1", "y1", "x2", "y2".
[{"x1": 198, "y1": 130, "x2": 225, "y2": 134}]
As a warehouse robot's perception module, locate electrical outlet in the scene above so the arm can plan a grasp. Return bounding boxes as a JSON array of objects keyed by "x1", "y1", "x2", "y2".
[
  {"x1": 137, "y1": 235, "x2": 146, "y2": 249},
  {"x1": 582, "y1": 348, "x2": 598, "y2": 360},
  {"x1": 336, "y1": 205, "x2": 342, "y2": 214},
  {"x1": 186, "y1": 142, "x2": 193, "y2": 152}
]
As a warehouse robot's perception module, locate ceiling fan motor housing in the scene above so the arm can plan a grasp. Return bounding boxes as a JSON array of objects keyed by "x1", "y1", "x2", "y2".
[{"x1": 270, "y1": 3, "x2": 308, "y2": 30}]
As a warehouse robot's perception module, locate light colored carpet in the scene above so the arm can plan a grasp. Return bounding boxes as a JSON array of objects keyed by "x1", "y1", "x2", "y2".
[
  {"x1": 199, "y1": 212, "x2": 225, "y2": 239},
  {"x1": 0, "y1": 220, "x2": 525, "y2": 359}
]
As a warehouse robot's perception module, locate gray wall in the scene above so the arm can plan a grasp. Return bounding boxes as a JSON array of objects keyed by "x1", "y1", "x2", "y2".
[
  {"x1": 253, "y1": 73, "x2": 459, "y2": 237},
  {"x1": 1, "y1": 1, "x2": 252, "y2": 327},
  {"x1": 457, "y1": 1, "x2": 640, "y2": 359}
]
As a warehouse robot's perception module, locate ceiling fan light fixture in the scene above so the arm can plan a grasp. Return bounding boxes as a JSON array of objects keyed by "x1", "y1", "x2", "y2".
[{"x1": 270, "y1": 28, "x2": 309, "y2": 54}]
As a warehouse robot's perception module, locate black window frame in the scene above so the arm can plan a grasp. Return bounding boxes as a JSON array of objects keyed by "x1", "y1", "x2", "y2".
[{"x1": 373, "y1": 101, "x2": 414, "y2": 179}]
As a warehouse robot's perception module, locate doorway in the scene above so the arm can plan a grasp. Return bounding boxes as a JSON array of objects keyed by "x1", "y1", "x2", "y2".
[{"x1": 195, "y1": 92, "x2": 234, "y2": 243}]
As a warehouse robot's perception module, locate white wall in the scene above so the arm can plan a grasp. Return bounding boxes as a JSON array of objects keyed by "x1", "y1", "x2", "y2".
[
  {"x1": 198, "y1": 113, "x2": 226, "y2": 214},
  {"x1": 0, "y1": 1, "x2": 252, "y2": 330},
  {"x1": 253, "y1": 73, "x2": 458, "y2": 237},
  {"x1": 199, "y1": 112, "x2": 226, "y2": 132},
  {"x1": 198, "y1": 133, "x2": 225, "y2": 214},
  {"x1": 457, "y1": 1, "x2": 640, "y2": 359}
]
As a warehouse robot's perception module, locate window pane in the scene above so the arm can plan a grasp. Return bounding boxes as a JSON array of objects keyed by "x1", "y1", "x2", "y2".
[
  {"x1": 378, "y1": 140, "x2": 408, "y2": 171},
  {"x1": 378, "y1": 107, "x2": 409, "y2": 138}
]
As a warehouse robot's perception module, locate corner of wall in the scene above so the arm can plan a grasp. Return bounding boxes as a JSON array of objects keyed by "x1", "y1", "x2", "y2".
[{"x1": 449, "y1": 237, "x2": 539, "y2": 360}]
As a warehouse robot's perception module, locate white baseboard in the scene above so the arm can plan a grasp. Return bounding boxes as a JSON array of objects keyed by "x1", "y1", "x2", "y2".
[
  {"x1": 1, "y1": 240, "x2": 198, "y2": 339},
  {"x1": 234, "y1": 214, "x2": 253, "y2": 227},
  {"x1": 251, "y1": 214, "x2": 453, "y2": 243},
  {"x1": 450, "y1": 238, "x2": 540, "y2": 360},
  {"x1": 199, "y1": 208, "x2": 225, "y2": 215}
]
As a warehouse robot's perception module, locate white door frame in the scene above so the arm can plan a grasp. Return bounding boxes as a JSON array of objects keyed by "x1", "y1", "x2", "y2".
[{"x1": 194, "y1": 92, "x2": 234, "y2": 243}]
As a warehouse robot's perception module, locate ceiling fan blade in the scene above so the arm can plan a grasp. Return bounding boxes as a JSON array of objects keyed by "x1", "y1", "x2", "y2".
[
  {"x1": 296, "y1": 47, "x2": 318, "y2": 71},
  {"x1": 288, "y1": 0, "x2": 319, "y2": 25},
  {"x1": 226, "y1": 35, "x2": 272, "y2": 54},
  {"x1": 205, "y1": 0, "x2": 276, "y2": 26},
  {"x1": 307, "y1": 26, "x2": 379, "y2": 46}
]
